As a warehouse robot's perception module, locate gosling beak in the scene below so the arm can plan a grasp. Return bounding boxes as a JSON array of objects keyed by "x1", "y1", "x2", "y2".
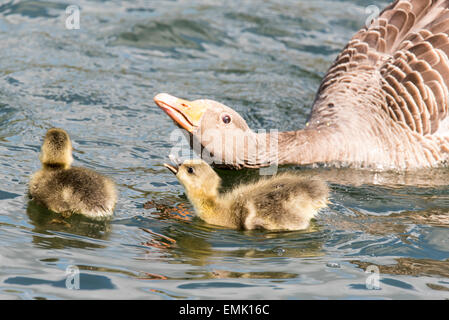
[
  {"x1": 163, "y1": 154, "x2": 182, "y2": 175},
  {"x1": 154, "y1": 93, "x2": 208, "y2": 133},
  {"x1": 163, "y1": 163, "x2": 178, "y2": 175}
]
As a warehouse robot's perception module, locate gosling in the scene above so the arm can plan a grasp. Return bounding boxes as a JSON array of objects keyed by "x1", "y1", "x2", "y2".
[
  {"x1": 164, "y1": 158, "x2": 329, "y2": 231},
  {"x1": 29, "y1": 128, "x2": 117, "y2": 219}
]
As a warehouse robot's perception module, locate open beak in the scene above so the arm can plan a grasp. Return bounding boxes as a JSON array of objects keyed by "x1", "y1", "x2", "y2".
[
  {"x1": 163, "y1": 163, "x2": 178, "y2": 175},
  {"x1": 154, "y1": 93, "x2": 208, "y2": 133},
  {"x1": 163, "y1": 154, "x2": 182, "y2": 175}
]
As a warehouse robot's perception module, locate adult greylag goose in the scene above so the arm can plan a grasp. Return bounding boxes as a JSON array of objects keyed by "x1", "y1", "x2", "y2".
[
  {"x1": 155, "y1": 0, "x2": 449, "y2": 170},
  {"x1": 29, "y1": 128, "x2": 117, "y2": 219}
]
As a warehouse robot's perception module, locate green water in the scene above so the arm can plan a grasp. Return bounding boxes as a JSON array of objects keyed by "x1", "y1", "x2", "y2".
[{"x1": 0, "y1": 0, "x2": 448, "y2": 299}]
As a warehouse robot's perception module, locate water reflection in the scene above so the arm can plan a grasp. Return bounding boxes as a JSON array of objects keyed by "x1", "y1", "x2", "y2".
[
  {"x1": 351, "y1": 258, "x2": 449, "y2": 278},
  {"x1": 4, "y1": 273, "x2": 116, "y2": 291},
  {"x1": 217, "y1": 166, "x2": 449, "y2": 188},
  {"x1": 26, "y1": 201, "x2": 111, "y2": 249},
  {"x1": 323, "y1": 208, "x2": 449, "y2": 238},
  {"x1": 133, "y1": 201, "x2": 325, "y2": 281},
  {"x1": 391, "y1": 209, "x2": 449, "y2": 227},
  {"x1": 137, "y1": 223, "x2": 303, "y2": 280}
]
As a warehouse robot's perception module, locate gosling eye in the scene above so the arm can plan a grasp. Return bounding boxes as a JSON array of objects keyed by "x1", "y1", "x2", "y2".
[
  {"x1": 187, "y1": 167, "x2": 195, "y2": 174},
  {"x1": 221, "y1": 114, "x2": 231, "y2": 124}
]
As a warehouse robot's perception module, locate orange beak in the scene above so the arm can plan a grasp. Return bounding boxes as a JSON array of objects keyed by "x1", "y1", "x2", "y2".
[{"x1": 154, "y1": 93, "x2": 208, "y2": 133}]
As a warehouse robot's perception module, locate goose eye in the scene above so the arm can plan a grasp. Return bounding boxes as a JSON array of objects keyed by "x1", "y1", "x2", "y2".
[
  {"x1": 187, "y1": 167, "x2": 194, "y2": 174},
  {"x1": 222, "y1": 114, "x2": 231, "y2": 124}
]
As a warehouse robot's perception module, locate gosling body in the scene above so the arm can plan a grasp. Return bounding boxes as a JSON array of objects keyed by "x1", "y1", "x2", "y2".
[
  {"x1": 164, "y1": 158, "x2": 328, "y2": 231},
  {"x1": 29, "y1": 128, "x2": 117, "y2": 219}
]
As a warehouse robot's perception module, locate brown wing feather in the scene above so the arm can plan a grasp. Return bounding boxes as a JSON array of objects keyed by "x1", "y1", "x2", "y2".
[{"x1": 317, "y1": 0, "x2": 449, "y2": 136}]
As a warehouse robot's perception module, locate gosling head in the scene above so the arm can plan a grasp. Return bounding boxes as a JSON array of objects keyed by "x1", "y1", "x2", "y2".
[
  {"x1": 164, "y1": 157, "x2": 221, "y2": 200},
  {"x1": 39, "y1": 128, "x2": 73, "y2": 169}
]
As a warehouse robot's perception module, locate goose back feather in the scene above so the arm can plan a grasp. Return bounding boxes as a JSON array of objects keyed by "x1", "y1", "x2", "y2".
[{"x1": 310, "y1": 0, "x2": 449, "y2": 167}]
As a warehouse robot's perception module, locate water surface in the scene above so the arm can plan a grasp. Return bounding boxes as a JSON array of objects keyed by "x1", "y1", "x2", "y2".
[{"x1": 0, "y1": 0, "x2": 448, "y2": 299}]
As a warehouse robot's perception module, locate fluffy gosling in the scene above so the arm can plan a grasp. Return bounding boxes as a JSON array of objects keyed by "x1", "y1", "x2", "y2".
[
  {"x1": 164, "y1": 158, "x2": 329, "y2": 231},
  {"x1": 29, "y1": 128, "x2": 117, "y2": 219}
]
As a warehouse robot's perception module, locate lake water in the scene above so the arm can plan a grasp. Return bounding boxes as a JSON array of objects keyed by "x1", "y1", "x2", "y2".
[{"x1": 0, "y1": 0, "x2": 448, "y2": 300}]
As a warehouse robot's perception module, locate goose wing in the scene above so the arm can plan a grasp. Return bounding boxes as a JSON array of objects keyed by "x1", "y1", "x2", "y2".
[{"x1": 316, "y1": 0, "x2": 449, "y2": 135}]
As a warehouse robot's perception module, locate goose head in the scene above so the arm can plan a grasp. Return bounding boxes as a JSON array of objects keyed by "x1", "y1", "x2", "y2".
[{"x1": 155, "y1": 93, "x2": 265, "y2": 169}]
